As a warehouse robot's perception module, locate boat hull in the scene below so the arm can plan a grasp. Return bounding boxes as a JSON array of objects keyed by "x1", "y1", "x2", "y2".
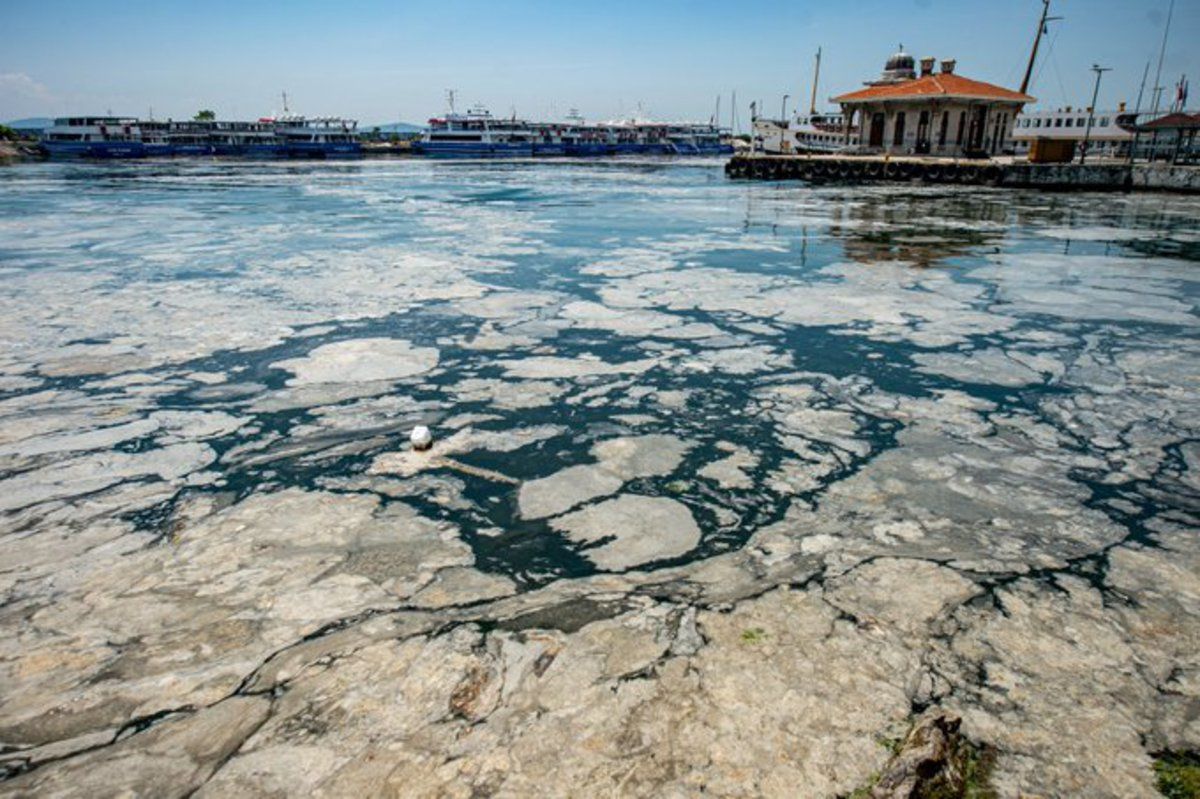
[
  {"x1": 285, "y1": 142, "x2": 362, "y2": 158},
  {"x1": 565, "y1": 142, "x2": 612, "y2": 157},
  {"x1": 42, "y1": 140, "x2": 147, "y2": 159},
  {"x1": 532, "y1": 142, "x2": 568, "y2": 157},
  {"x1": 412, "y1": 141, "x2": 534, "y2": 158},
  {"x1": 211, "y1": 143, "x2": 288, "y2": 157}
]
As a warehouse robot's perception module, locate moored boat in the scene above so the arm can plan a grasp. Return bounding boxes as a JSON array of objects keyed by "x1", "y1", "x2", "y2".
[
  {"x1": 41, "y1": 117, "x2": 147, "y2": 158},
  {"x1": 272, "y1": 115, "x2": 361, "y2": 158},
  {"x1": 414, "y1": 105, "x2": 733, "y2": 158},
  {"x1": 413, "y1": 105, "x2": 535, "y2": 158},
  {"x1": 40, "y1": 113, "x2": 358, "y2": 159}
]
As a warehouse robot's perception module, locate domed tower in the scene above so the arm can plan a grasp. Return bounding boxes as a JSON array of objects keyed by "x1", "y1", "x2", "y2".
[{"x1": 869, "y1": 45, "x2": 917, "y2": 85}]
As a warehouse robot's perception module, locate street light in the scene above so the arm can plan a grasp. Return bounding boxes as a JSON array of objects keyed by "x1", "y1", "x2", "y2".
[{"x1": 1081, "y1": 64, "x2": 1111, "y2": 164}]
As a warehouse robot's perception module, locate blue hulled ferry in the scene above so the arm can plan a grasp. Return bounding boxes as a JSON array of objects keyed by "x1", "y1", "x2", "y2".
[
  {"x1": 413, "y1": 103, "x2": 733, "y2": 158},
  {"x1": 40, "y1": 117, "x2": 147, "y2": 158},
  {"x1": 40, "y1": 115, "x2": 361, "y2": 159}
]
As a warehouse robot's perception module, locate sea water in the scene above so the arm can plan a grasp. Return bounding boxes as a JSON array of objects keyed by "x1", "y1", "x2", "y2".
[{"x1": 0, "y1": 158, "x2": 1196, "y2": 585}]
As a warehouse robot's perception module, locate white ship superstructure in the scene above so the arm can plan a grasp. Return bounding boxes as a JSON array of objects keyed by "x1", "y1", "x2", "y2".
[{"x1": 1011, "y1": 106, "x2": 1139, "y2": 159}]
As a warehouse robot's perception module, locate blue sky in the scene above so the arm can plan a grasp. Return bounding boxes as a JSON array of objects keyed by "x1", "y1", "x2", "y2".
[{"x1": 2, "y1": 0, "x2": 1196, "y2": 126}]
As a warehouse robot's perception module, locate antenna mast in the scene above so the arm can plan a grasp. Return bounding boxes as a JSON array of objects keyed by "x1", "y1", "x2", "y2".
[
  {"x1": 1020, "y1": 0, "x2": 1062, "y2": 96},
  {"x1": 281, "y1": 91, "x2": 289, "y2": 114},
  {"x1": 1134, "y1": 60, "x2": 1151, "y2": 115},
  {"x1": 1150, "y1": 0, "x2": 1175, "y2": 115},
  {"x1": 809, "y1": 47, "x2": 822, "y2": 115}
]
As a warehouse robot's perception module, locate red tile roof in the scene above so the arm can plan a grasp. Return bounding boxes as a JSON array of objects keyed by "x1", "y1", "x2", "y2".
[
  {"x1": 1138, "y1": 112, "x2": 1200, "y2": 130},
  {"x1": 833, "y1": 73, "x2": 1034, "y2": 104}
]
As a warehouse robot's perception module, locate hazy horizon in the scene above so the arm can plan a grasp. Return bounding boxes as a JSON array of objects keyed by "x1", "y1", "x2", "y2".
[{"x1": 3, "y1": 0, "x2": 1196, "y2": 126}]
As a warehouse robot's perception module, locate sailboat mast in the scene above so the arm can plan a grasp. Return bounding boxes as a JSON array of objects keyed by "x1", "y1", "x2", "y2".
[
  {"x1": 1150, "y1": 0, "x2": 1175, "y2": 115},
  {"x1": 1134, "y1": 60, "x2": 1151, "y2": 115},
  {"x1": 1020, "y1": 0, "x2": 1052, "y2": 96},
  {"x1": 809, "y1": 47, "x2": 822, "y2": 115}
]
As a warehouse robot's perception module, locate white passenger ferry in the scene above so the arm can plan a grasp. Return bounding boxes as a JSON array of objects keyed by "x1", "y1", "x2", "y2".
[
  {"x1": 271, "y1": 115, "x2": 360, "y2": 157},
  {"x1": 753, "y1": 112, "x2": 854, "y2": 155},
  {"x1": 41, "y1": 117, "x2": 147, "y2": 158},
  {"x1": 1011, "y1": 106, "x2": 1139, "y2": 159},
  {"x1": 415, "y1": 98, "x2": 732, "y2": 158},
  {"x1": 415, "y1": 105, "x2": 536, "y2": 157}
]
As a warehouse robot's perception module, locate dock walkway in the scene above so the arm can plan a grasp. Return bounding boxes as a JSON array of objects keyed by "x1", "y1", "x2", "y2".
[{"x1": 725, "y1": 154, "x2": 1200, "y2": 193}]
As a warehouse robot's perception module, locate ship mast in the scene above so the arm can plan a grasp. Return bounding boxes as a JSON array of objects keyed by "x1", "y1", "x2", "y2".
[
  {"x1": 1020, "y1": 0, "x2": 1061, "y2": 96},
  {"x1": 809, "y1": 47, "x2": 822, "y2": 115},
  {"x1": 1149, "y1": 0, "x2": 1175, "y2": 115},
  {"x1": 1134, "y1": 60, "x2": 1151, "y2": 116}
]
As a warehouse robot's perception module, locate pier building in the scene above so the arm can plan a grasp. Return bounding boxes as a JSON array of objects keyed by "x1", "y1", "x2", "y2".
[{"x1": 832, "y1": 49, "x2": 1032, "y2": 158}]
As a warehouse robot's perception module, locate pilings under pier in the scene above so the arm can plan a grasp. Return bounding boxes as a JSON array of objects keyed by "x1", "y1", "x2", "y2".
[{"x1": 724, "y1": 155, "x2": 1200, "y2": 193}]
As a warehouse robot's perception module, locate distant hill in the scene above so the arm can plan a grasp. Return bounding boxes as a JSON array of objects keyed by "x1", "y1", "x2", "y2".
[
  {"x1": 5, "y1": 117, "x2": 53, "y2": 132},
  {"x1": 364, "y1": 121, "x2": 424, "y2": 134}
]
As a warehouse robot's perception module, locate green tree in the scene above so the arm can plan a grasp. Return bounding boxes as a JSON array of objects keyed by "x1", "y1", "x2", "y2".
[{"x1": 193, "y1": 109, "x2": 216, "y2": 121}]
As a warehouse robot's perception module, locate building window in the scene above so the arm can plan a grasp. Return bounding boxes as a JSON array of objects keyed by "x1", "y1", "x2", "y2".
[
  {"x1": 1077, "y1": 117, "x2": 1085, "y2": 126},
  {"x1": 1100, "y1": 117, "x2": 1110, "y2": 127},
  {"x1": 893, "y1": 111, "x2": 906, "y2": 146},
  {"x1": 956, "y1": 111, "x2": 966, "y2": 145},
  {"x1": 939, "y1": 110, "x2": 950, "y2": 145}
]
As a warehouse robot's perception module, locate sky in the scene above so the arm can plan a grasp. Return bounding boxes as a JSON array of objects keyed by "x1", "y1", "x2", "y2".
[{"x1": 2, "y1": 0, "x2": 1196, "y2": 127}]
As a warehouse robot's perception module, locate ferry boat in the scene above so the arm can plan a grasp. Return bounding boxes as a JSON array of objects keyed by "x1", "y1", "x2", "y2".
[
  {"x1": 40, "y1": 113, "x2": 360, "y2": 159},
  {"x1": 753, "y1": 112, "x2": 854, "y2": 155},
  {"x1": 209, "y1": 120, "x2": 287, "y2": 157},
  {"x1": 749, "y1": 47, "x2": 858, "y2": 156},
  {"x1": 414, "y1": 105, "x2": 535, "y2": 157},
  {"x1": 1011, "y1": 105, "x2": 1140, "y2": 160},
  {"x1": 140, "y1": 120, "x2": 216, "y2": 157},
  {"x1": 415, "y1": 105, "x2": 732, "y2": 158},
  {"x1": 41, "y1": 117, "x2": 147, "y2": 158},
  {"x1": 272, "y1": 115, "x2": 361, "y2": 158}
]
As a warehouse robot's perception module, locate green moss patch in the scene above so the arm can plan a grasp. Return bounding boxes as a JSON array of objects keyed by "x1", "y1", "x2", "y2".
[{"x1": 1155, "y1": 752, "x2": 1200, "y2": 799}]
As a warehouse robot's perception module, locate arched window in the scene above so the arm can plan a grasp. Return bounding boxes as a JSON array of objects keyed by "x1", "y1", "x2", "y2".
[
  {"x1": 938, "y1": 110, "x2": 949, "y2": 145},
  {"x1": 956, "y1": 111, "x2": 966, "y2": 145},
  {"x1": 893, "y1": 111, "x2": 906, "y2": 146}
]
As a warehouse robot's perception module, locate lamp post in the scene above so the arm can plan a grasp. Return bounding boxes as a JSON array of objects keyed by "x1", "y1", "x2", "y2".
[
  {"x1": 781, "y1": 94, "x2": 790, "y2": 123},
  {"x1": 1081, "y1": 64, "x2": 1111, "y2": 164}
]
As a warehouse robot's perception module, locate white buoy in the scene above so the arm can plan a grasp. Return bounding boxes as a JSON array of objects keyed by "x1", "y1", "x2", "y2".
[{"x1": 410, "y1": 425, "x2": 433, "y2": 451}]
